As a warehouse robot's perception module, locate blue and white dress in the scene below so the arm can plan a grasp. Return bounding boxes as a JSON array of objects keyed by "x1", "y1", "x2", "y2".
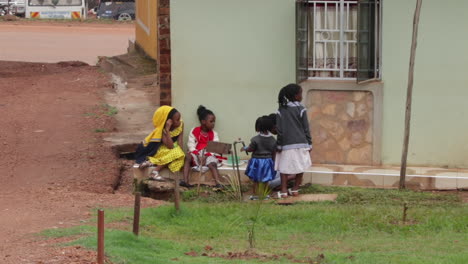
[{"x1": 245, "y1": 133, "x2": 277, "y2": 182}]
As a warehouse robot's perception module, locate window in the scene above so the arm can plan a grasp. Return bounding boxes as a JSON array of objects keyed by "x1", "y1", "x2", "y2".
[{"x1": 296, "y1": 0, "x2": 381, "y2": 82}]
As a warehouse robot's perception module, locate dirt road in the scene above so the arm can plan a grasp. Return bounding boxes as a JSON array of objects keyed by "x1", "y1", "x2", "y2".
[
  {"x1": 0, "y1": 22, "x2": 134, "y2": 65},
  {"x1": 0, "y1": 61, "x2": 159, "y2": 263}
]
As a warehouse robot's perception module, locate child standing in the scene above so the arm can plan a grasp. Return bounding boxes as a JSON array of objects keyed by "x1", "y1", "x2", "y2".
[
  {"x1": 243, "y1": 116, "x2": 277, "y2": 200},
  {"x1": 275, "y1": 84, "x2": 312, "y2": 198},
  {"x1": 134, "y1": 105, "x2": 185, "y2": 180},
  {"x1": 181, "y1": 105, "x2": 224, "y2": 188}
]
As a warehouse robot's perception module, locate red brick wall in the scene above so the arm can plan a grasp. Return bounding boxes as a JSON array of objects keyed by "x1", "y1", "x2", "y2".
[{"x1": 158, "y1": 0, "x2": 171, "y2": 105}]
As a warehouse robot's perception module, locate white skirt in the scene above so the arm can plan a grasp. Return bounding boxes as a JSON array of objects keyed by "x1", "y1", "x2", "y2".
[{"x1": 274, "y1": 148, "x2": 311, "y2": 174}]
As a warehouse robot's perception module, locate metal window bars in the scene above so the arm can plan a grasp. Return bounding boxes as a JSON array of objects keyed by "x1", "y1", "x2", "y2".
[{"x1": 307, "y1": 0, "x2": 358, "y2": 80}]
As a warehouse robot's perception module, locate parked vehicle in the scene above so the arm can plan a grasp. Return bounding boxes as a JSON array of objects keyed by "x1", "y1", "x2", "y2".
[
  {"x1": 97, "y1": 1, "x2": 134, "y2": 21},
  {"x1": 25, "y1": 0, "x2": 86, "y2": 19},
  {"x1": 0, "y1": 0, "x2": 25, "y2": 16}
]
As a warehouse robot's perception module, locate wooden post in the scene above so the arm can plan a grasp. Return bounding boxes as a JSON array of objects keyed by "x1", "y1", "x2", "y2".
[
  {"x1": 174, "y1": 171, "x2": 181, "y2": 212},
  {"x1": 133, "y1": 166, "x2": 148, "y2": 193},
  {"x1": 133, "y1": 192, "x2": 141, "y2": 236},
  {"x1": 400, "y1": 0, "x2": 423, "y2": 189},
  {"x1": 402, "y1": 202, "x2": 409, "y2": 223},
  {"x1": 97, "y1": 209, "x2": 105, "y2": 264}
]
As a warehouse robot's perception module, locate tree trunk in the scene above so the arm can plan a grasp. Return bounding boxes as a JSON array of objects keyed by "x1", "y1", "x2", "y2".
[{"x1": 400, "y1": 0, "x2": 423, "y2": 189}]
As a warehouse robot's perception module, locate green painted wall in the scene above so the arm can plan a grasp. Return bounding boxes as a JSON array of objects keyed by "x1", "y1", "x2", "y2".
[
  {"x1": 381, "y1": 0, "x2": 468, "y2": 167},
  {"x1": 171, "y1": 0, "x2": 295, "y2": 153},
  {"x1": 172, "y1": 0, "x2": 468, "y2": 168}
]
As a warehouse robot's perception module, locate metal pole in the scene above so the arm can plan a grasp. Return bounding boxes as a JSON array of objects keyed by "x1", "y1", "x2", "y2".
[
  {"x1": 233, "y1": 142, "x2": 243, "y2": 200},
  {"x1": 400, "y1": 0, "x2": 422, "y2": 189},
  {"x1": 97, "y1": 209, "x2": 105, "y2": 264},
  {"x1": 133, "y1": 192, "x2": 141, "y2": 236}
]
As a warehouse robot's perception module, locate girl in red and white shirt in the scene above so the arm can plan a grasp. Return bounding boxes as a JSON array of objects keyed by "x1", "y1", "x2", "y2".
[{"x1": 181, "y1": 105, "x2": 224, "y2": 188}]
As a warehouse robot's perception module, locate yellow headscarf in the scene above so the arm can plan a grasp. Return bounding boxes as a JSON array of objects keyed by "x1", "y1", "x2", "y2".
[{"x1": 143, "y1": 106, "x2": 183, "y2": 146}]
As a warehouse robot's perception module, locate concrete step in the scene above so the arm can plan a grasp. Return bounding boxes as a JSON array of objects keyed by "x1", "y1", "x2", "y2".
[
  {"x1": 113, "y1": 53, "x2": 157, "y2": 75},
  {"x1": 99, "y1": 52, "x2": 159, "y2": 156},
  {"x1": 98, "y1": 57, "x2": 135, "y2": 82},
  {"x1": 127, "y1": 77, "x2": 158, "y2": 89},
  {"x1": 104, "y1": 132, "x2": 148, "y2": 154}
]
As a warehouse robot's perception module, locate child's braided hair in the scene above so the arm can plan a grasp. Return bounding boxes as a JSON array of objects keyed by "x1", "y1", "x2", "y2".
[
  {"x1": 196, "y1": 105, "x2": 214, "y2": 122},
  {"x1": 278, "y1": 83, "x2": 301, "y2": 107}
]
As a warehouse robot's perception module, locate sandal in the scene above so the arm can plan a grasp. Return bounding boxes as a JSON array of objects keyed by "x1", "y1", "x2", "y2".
[
  {"x1": 276, "y1": 192, "x2": 288, "y2": 199},
  {"x1": 149, "y1": 171, "x2": 165, "y2": 181},
  {"x1": 139, "y1": 161, "x2": 153, "y2": 169},
  {"x1": 249, "y1": 195, "x2": 259, "y2": 200},
  {"x1": 214, "y1": 184, "x2": 224, "y2": 189},
  {"x1": 179, "y1": 181, "x2": 194, "y2": 188},
  {"x1": 288, "y1": 188, "x2": 300, "y2": 197}
]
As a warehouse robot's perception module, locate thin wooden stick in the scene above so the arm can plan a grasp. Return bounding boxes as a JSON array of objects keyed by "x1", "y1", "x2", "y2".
[
  {"x1": 400, "y1": 0, "x2": 423, "y2": 189},
  {"x1": 402, "y1": 202, "x2": 409, "y2": 223}
]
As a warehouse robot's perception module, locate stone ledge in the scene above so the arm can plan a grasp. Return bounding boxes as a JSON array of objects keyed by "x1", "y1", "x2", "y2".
[{"x1": 133, "y1": 162, "x2": 468, "y2": 191}]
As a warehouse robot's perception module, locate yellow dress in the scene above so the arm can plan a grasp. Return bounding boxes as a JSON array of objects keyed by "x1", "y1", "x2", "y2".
[{"x1": 148, "y1": 143, "x2": 185, "y2": 172}]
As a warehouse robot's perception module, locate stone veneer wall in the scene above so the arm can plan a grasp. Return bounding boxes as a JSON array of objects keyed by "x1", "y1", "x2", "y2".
[
  {"x1": 158, "y1": 0, "x2": 171, "y2": 105},
  {"x1": 308, "y1": 90, "x2": 374, "y2": 165}
]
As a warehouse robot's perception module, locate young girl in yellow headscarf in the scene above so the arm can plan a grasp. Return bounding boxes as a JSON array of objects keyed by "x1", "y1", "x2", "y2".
[{"x1": 134, "y1": 106, "x2": 185, "y2": 180}]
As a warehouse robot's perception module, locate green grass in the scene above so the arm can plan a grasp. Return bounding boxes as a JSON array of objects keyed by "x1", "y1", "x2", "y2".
[
  {"x1": 83, "y1": 112, "x2": 97, "y2": 117},
  {"x1": 42, "y1": 186, "x2": 468, "y2": 264},
  {"x1": 300, "y1": 184, "x2": 461, "y2": 206},
  {"x1": 93, "y1": 128, "x2": 107, "y2": 133},
  {"x1": 101, "y1": 103, "x2": 118, "y2": 116},
  {"x1": 82, "y1": 103, "x2": 118, "y2": 120}
]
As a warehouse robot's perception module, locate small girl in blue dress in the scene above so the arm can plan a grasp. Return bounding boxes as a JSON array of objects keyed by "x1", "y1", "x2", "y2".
[{"x1": 242, "y1": 116, "x2": 277, "y2": 200}]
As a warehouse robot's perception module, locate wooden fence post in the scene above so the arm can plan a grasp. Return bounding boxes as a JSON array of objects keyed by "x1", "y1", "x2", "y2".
[
  {"x1": 133, "y1": 192, "x2": 141, "y2": 236},
  {"x1": 174, "y1": 171, "x2": 180, "y2": 212},
  {"x1": 97, "y1": 209, "x2": 105, "y2": 264}
]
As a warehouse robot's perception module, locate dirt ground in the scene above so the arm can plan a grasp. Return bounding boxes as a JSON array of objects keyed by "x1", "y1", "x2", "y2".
[
  {"x1": 0, "y1": 20, "x2": 134, "y2": 65},
  {"x1": 0, "y1": 61, "x2": 159, "y2": 263},
  {"x1": 0, "y1": 39, "x2": 466, "y2": 263}
]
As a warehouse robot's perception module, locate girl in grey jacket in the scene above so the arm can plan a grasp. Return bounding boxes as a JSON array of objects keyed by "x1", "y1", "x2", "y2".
[{"x1": 275, "y1": 84, "x2": 312, "y2": 198}]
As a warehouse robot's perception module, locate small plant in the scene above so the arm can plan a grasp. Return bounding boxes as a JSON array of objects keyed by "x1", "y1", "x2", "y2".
[
  {"x1": 101, "y1": 103, "x2": 118, "y2": 116},
  {"x1": 181, "y1": 189, "x2": 198, "y2": 201},
  {"x1": 94, "y1": 128, "x2": 107, "y2": 133},
  {"x1": 221, "y1": 174, "x2": 242, "y2": 202},
  {"x1": 246, "y1": 182, "x2": 270, "y2": 249}
]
